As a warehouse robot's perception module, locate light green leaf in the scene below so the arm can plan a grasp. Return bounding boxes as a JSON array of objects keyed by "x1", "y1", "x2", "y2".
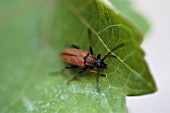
[{"x1": 0, "y1": 0, "x2": 156, "y2": 113}]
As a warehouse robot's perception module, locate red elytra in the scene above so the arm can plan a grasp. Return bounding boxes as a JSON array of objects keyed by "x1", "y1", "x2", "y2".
[{"x1": 61, "y1": 48, "x2": 96, "y2": 67}]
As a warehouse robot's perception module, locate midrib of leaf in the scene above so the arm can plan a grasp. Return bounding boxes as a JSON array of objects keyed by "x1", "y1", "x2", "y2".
[{"x1": 61, "y1": 0, "x2": 153, "y2": 91}]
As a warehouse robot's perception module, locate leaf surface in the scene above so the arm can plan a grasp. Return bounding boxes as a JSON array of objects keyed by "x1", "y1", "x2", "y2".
[
  {"x1": 109, "y1": 0, "x2": 150, "y2": 34},
  {"x1": 0, "y1": 0, "x2": 156, "y2": 113}
]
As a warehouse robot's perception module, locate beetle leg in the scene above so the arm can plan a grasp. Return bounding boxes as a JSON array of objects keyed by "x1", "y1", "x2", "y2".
[
  {"x1": 88, "y1": 28, "x2": 93, "y2": 55},
  {"x1": 51, "y1": 65, "x2": 78, "y2": 75},
  {"x1": 67, "y1": 67, "x2": 88, "y2": 84},
  {"x1": 89, "y1": 70, "x2": 106, "y2": 77},
  {"x1": 97, "y1": 54, "x2": 101, "y2": 59},
  {"x1": 89, "y1": 46, "x2": 93, "y2": 55},
  {"x1": 96, "y1": 69, "x2": 100, "y2": 93},
  {"x1": 71, "y1": 44, "x2": 80, "y2": 49}
]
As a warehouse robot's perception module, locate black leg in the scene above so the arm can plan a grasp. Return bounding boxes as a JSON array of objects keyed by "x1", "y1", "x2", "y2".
[
  {"x1": 67, "y1": 67, "x2": 89, "y2": 84},
  {"x1": 51, "y1": 65, "x2": 78, "y2": 75},
  {"x1": 89, "y1": 70, "x2": 106, "y2": 77},
  {"x1": 102, "y1": 43, "x2": 125, "y2": 61},
  {"x1": 71, "y1": 44, "x2": 80, "y2": 49},
  {"x1": 88, "y1": 28, "x2": 93, "y2": 55},
  {"x1": 97, "y1": 54, "x2": 101, "y2": 59},
  {"x1": 96, "y1": 69, "x2": 100, "y2": 93}
]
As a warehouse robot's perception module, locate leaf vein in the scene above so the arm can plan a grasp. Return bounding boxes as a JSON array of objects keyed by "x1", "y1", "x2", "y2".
[{"x1": 62, "y1": 0, "x2": 153, "y2": 90}]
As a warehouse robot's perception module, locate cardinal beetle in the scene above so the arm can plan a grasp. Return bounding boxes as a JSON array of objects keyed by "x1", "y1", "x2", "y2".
[{"x1": 55, "y1": 29, "x2": 124, "y2": 93}]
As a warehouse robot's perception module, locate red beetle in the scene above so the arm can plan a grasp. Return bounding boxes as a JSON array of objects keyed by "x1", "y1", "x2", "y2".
[{"x1": 57, "y1": 29, "x2": 124, "y2": 93}]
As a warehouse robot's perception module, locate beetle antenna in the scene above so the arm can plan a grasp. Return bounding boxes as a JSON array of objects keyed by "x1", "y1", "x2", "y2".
[{"x1": 102, "y1": 43, "x2": 125, "y2": 61}]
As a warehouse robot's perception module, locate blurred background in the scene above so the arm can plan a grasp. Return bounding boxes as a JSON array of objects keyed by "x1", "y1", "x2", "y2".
[{"x1": 127, "y1": 0, "x2": 170, "y2": 113}]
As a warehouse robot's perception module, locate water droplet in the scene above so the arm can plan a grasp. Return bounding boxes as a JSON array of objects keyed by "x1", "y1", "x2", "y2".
[
  {"x1": 43, "y1": 109, "x2": 47, "y2": 112},
  {"x1": 60, "y1": 94, "x2": 68, "y2": 100},
  {"x1": 23, "y1": 98, "x2": 37, "y2": 111},
  {"x1": 41, "y1": 103, "x2": 50, "y2": 108}
]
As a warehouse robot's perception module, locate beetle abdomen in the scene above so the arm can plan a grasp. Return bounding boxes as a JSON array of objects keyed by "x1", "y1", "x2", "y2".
[{"x1": 61, "y1": 48, "x2": 89, "y2": 67}]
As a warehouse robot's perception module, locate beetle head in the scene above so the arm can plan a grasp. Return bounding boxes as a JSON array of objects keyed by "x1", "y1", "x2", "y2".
[{"x1": 94, "y1": 59, "x2": 107, "y2": 69}]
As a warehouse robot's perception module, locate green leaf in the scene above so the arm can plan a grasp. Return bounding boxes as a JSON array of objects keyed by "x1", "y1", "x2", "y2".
[
  {"x1": 109, "y1": 0, "x2": 150, "y2": 34},
  {"x1": 0, "y1": 0, "x2": 156, "y2": 113}
]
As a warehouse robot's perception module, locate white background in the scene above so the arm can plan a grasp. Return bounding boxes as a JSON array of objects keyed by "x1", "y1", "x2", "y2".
[{"x1": 127, "y1": 0, "x2": 170, "y2": 113}]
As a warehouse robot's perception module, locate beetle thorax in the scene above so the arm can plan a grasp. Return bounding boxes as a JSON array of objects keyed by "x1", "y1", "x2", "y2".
[{"x1": 85, "y1": 54, "x2": 96, "y2": 67}]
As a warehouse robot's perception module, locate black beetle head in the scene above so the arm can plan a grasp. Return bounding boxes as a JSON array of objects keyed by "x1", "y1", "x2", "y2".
[{"x1": 94, "y1": 59, "x2": 107, "y2": 69}]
